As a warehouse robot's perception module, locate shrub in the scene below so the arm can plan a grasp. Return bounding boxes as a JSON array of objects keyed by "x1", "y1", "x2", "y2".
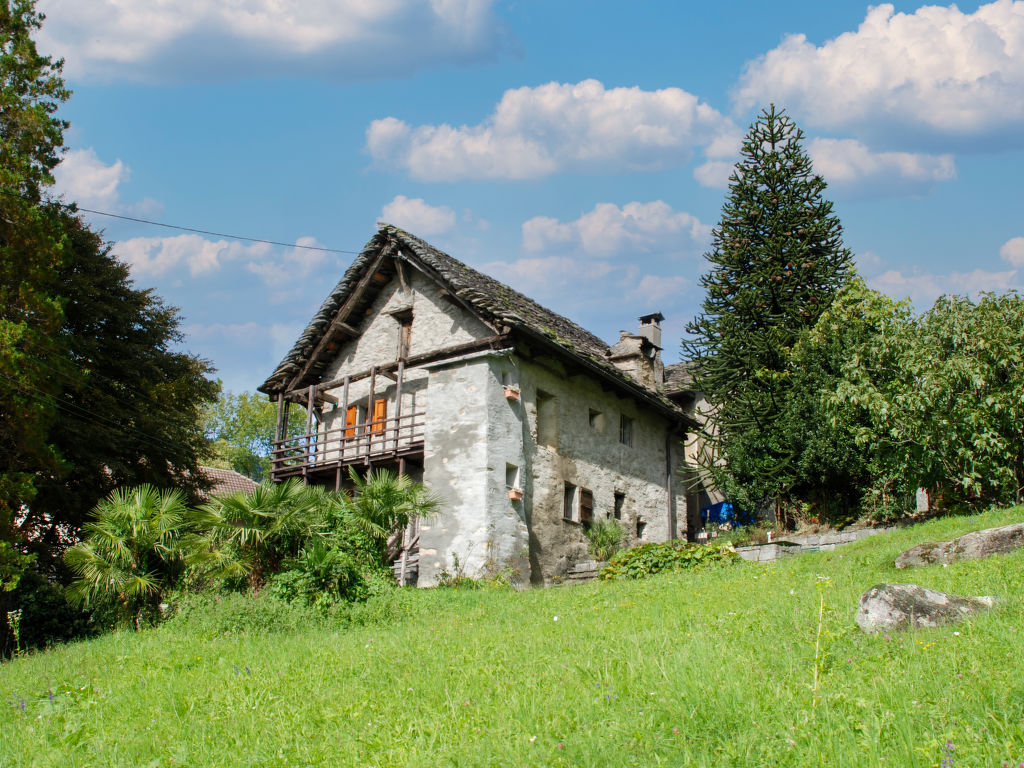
[
  {"x1": 267, "y1": 542, "x2": 368, "y2": 608},
  {"x1": 584, "y1": 517, "x2": 626, "y2": 561},
  {"x1": 600, "y1": 541, "x2": 738, "y2": 581}
]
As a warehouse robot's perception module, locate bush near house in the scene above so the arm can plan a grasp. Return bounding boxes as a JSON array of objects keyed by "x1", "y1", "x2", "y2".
[{"x1": 600, "y1": 540, "x2": 737, "y2": 581}]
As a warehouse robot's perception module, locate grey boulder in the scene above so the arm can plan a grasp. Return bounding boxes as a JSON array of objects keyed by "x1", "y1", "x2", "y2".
[
  {"x1": 856, "y1": 583, "x2": 995, "y2": 633},
  {"x1": 895, "y1": 522, "x2": 1024, "y2": 569}
]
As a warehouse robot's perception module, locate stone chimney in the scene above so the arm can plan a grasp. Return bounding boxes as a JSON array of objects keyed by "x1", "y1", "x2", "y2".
[{"x1": 608, "y1": 313, "x2": 664, "y2": 389}]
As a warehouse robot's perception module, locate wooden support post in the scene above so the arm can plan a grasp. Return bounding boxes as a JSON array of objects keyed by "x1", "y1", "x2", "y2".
[
  {"x1": 394, "y1": 361, "x2": 404, "y2": 453},
  {"x1": 666, "y1": 430, "x2": 676, "y2": 540},
  {"x1": 340, "y1": 375, "x2": 350, "y2": 462},
  {"x1": 304, "y1": 385, "x2": 315, "y2": 478},
  {"x1": 366, "y1": 366, "x2": 376, "y2": 461},
  {"x1": 335, "y1": 465, "x2": 342, "y2": 492},
  {"x1": 275, "y1": 392, "x2": 285, "y2": 443}
]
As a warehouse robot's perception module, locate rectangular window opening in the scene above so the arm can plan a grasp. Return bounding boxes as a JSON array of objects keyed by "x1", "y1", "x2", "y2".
[
  {"x1": 563, "y1": 482, "x2": 577, "y2": 522},
  {"x1": 505, "y1": 463, "x2": 520, "y2": 489},
  {"x1": 613, "y1": 491, "x2": 625, "y2": 521},
  {"x1": 619, "y1": 414, "x2": 634, "y2": 447},
  {"x1": 589, "y1": 409, "x2": 604, "y2": 432},
  {"x1": 636, "y1": 517, "x2": 647, "y2": 539}
]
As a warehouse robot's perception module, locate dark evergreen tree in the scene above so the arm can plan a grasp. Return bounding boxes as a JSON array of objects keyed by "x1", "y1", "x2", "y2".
[{"x1": 683, "y1": 105, "x2": 853, "y2": 518}]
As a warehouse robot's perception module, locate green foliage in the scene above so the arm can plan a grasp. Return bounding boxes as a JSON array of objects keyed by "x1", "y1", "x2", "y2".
[
  {"x1": 600, "y1": 541, "x2": 738, "y2": 581},
  {"x1": 827, "y1": 291, "x2": 1024, "y2": 514},
  {"x1": 268, "y1": 542, "x2": 368, "y2": 607},
  {"x1": 13, "y1": 508, "x2": 1024, "y2": 766},
  {"x1": 0, "y1": 0, "x2": 69, "y2": 533},
  {"x1": 343, "y1": 467, "x2": 441, "y2": 545},
  {"x1": 190, "y1": 479, "x2": 337, "y2": 590},
  {"x1": 63, "y1": 486, "x2": 194, "y2": 625},
  {"x1": 583, "y1": 517, "x2": 625, "y2": 561},
  {"x1": 202, "y1": 388, "x2": 305, "y2": 482},
  {"x1": 684, "y1": 104, "x2": 853, "y2": 513}
]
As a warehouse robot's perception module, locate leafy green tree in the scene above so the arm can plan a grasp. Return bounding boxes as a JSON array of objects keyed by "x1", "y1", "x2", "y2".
[
  {"x1": 64, "y1": 485, "x2": 193, "y2": 627},
  {"x1": 17, "y1": 210, "x2": 219, "y2": 550},
  {"x1": 829, "y1": 291, "x2": 1024, "y2": 514},
  {"x1": 202, "y1": 388, "x2": 305, "y2": 482},
  {"x1": 684, "y1": 105, "x2": 853, "y2": 516},
  {"x1": 0, "y1": 0, "x2": 70, "y2": 538}
]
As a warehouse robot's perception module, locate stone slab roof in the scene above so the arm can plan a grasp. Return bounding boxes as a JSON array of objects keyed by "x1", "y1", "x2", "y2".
[{"x1": 260, "y1": 224, "x2": 691, "y2": 423}]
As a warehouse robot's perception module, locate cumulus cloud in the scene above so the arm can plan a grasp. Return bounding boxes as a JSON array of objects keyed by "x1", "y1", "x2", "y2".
[
  {"x1": 735, "y1": 1, "x2": 1024, "y2": 139},
  {"x1": 367, "y1": 79, "x2": 737, "y2": 181},
  {"x1": 1000, "y1": 236, "x2": 1024, "y2": 267},
  {"x1": 522, "y1": 201, "x2": 710, "y2": 257},
  {"x1": 52, "y1": 147, "x2": 161, "y2": 214},
  {"x1": 380, "y1": 196, "x2": 456, "y2": 235},
  {"x1": 808, "y1": 138, "x2": 956, "y2": 194},
  {"x1": 869, "y1": 267, "x2": 1019, "y2": 307},
  {"x1": 113, "y1": 234, "x2": 273, "y2": 280},
  {"x1": 38, "y1": 0, "x2": 502, "y2": 82},
  {"x1": 627, "y1": 274, "x2": 690, "y2": 305}
]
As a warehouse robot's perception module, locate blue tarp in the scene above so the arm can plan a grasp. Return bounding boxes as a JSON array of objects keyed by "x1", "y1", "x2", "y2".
[{"x1": 700, "y1": 501, "x2": 754, "y2": 527}]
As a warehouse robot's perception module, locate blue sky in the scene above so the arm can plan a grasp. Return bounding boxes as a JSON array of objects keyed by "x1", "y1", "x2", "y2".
[{"x1": 40, "y1": 0, "x2": 1024, "y2": 393}]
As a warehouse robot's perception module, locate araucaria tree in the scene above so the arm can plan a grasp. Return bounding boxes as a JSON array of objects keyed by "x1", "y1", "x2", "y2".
[{"x1": 684, "y1": 105, "x2": 853, "y2": 517}]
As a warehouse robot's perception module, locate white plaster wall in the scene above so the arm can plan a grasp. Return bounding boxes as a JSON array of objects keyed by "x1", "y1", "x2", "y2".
[
  {"x1": 317, "y1": 268, "x2": 493, "y2": 433},
  {"x1": 418, "y1": 355, "x2": 530, "y2": 586}
]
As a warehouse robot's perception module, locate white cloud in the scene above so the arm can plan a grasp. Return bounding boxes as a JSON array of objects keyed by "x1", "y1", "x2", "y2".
[
  {"x1": 522, "y1": 201, "x2": 710, "y2": 257},
  {"x1": 735, "y1": 1, "x2": 1024, "y2": 139},
  {"x1": 52, "y1": 147, "x2": 161, "y2": 214},
  {"x1": 367, "y1": 79, "x2": 737, "y2": 181},
  {"x1": 245, "y1": 236, "x2": 334, "y2": 286},
  {"x1": 808, "y1": 138, "x2": 956, "y2": 192},
  {"x1": 627, "y1": 275, "x2": 690, "y2": 305},
  {"x1": 1000, "y1": 236, "x2": 1024, "y2": 267},
  {"x1": 380, "y1": 196, "x2": 456, "y2": 236},
  {"x1": 113, "y1": 234, "x2": 272, "y2": 280},
  {"x1": 38, "y1": 0, "x2": 502, "y2": 82},
  {"x1": 868, "y1": 267, "x2": 1019, "y2": 307}
]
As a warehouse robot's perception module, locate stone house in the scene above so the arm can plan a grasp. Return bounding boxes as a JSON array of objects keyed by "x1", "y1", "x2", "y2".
[{"x1": 259, "y1": 224, "x2": 705, "y2": 586}]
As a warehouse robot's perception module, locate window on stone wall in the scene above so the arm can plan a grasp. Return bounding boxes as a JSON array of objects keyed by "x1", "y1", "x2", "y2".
[
  {"x1": 563, "y1": 482, "x2": 577, "y2": 522},
  {"x1": 620, "y1": 414, "x2": 634, "y2": 447},
  {"x1": 613, "y1": 491, "x2": 625, "y2": 520},
  {"x1": 636, "y1": 516, "x2": 647, "y2": 539},
  {"x1": 589, "y1": 408, "x2": 604, "y2": 432},
  {"x1": 371, "y1": 398, "x2": 387, "y2": 434},
  {"x1": 537, "y1": 390, "x2": 558, "y2": 448},
  {"x1": 505, "y1": 463, "x2": 520, "y2": 489},
  {"x1": 580, "y1": 488, "x2": 594, "y2": 528}
]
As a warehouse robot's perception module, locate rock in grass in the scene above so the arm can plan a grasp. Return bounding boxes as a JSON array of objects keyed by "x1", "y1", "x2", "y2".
[
  {"x1": 856, "y1": 583, "x2": 995, "y2": 633},
  {"x1": 895, "y1": 523, "x2": 1024, "y2": 569}
]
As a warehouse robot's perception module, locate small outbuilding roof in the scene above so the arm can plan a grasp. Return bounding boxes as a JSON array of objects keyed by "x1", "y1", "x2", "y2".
[{"x1": 198, "y1": 467, "x2": 259, "y2": 500}]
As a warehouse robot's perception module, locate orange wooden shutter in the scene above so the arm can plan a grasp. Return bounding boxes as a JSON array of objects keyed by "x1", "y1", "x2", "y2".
[
  {"x1": 371, "y1": 399, "x2": 387, "y2": 433},
  {"x1": 344, "y1": 405, "x2": 358, "y2": 439}
]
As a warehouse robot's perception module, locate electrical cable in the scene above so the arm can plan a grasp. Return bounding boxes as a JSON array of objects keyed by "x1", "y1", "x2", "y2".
[{"x1": 0, "y1": 187, "x2": 363, "y2": 255}]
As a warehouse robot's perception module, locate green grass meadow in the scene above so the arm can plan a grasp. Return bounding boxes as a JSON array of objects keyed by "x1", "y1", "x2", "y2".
[{"x1": 3, "y1": 507, "x2": 1024, "y2": 767}]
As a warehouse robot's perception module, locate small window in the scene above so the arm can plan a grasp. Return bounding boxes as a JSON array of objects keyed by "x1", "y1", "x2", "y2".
[
  {"x1": 501, "y1": 370, "x2": 514, "y2": 387},
  {"x1": 537, "y1": 390, "x2": 557, "y2": 447},
  {"x1": 619, "y1": 414, "x2": 634, "y2": 447},
  {"x1": 563, "y1": 482, "x2": 577, "y2": 522},
  {"x1": 580, "y1": 489, "x2": 594, "y2": 528},
  {"x1": 397, "y1": 315, "x2": 413, "y2": 360},
  {"x1": 588, "y1": 409, "x2": 604, "y2": 432},
  {"x1": 505, "y1": 463, "x2": 520, "y2": 489},
  {"x1": 636, "y1": 517, "x2": 647, "y2": 539},
  {"x1": 613, "y1": 491, "x2": 625, "y2": 521}
]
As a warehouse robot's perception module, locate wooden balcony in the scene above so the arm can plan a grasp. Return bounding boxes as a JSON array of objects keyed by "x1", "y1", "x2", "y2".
[{"x1": 271, "y1": 410, "x2": 425, "y2": 481}]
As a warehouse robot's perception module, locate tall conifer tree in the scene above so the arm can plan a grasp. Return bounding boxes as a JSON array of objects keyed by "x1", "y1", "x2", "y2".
[{"x1": 684, "y1": 105, "x2": 853, "y2": 514}]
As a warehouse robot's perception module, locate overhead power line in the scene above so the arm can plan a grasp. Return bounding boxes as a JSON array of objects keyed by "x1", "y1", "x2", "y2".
[{"x1": 0, "y1": 188, "x2": 364, "y2": 255}]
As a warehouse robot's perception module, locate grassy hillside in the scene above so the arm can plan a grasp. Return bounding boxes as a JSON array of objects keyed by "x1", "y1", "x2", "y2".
[{"x1": 3, "y1": 507, "x2": 1024, "y2": 767}]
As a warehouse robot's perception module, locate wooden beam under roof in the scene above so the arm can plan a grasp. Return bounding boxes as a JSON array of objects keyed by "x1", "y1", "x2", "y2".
[{"x1": 285, "y1": 252, "x2": 387, "y2": 391}]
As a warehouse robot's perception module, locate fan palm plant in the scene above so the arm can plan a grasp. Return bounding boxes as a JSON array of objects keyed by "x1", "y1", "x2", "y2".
[
  {"x1": 344, "y1": 467, "x2": 440, "y2": 543},
  {"x1": 193, "y1": 478, "x2": 337, "y2": 589},
  {"x1": 65, "y1": 485, "x2": 192, "y2": 626}
]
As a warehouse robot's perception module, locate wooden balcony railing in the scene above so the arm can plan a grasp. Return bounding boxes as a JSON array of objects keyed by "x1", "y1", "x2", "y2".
[{"x1": 271, "y1": 410, "x2": 425, "y2": 478}]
